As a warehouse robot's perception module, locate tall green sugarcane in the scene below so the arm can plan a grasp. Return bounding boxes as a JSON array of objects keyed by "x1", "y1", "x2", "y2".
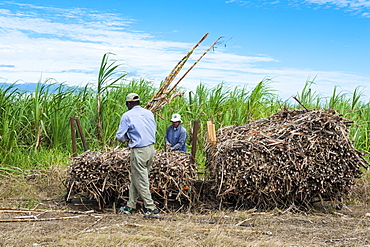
[{"x1": 96, "y1": 53, "x2": 128, "y2": 144}]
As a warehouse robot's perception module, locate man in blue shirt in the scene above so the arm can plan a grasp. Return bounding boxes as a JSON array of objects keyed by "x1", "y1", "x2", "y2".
[
  {"x1": 116, "y1": 93, "x2": 159, "y2": 215},
  {"x1": 165, "y1": 113, "x2": 187, "y2": 152}
]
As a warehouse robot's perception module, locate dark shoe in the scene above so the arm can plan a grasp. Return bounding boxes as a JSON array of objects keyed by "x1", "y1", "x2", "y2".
[
  {"x1": 120, "y1": 205, "x2": 133, "y2": 214},
  {"x1": 144, "y1": 208, "x2": 159, "y2": 216}
]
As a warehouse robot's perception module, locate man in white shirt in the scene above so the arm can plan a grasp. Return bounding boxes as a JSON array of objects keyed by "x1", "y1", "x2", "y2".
[{"x1": 116, "y1": 93, "x2": 159, "y2": 215}]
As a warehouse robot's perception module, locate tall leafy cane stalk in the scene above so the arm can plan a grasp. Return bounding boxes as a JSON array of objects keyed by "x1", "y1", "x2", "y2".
[{"x1": 96, "y1": 53, "x2": 128, "y2": 144}]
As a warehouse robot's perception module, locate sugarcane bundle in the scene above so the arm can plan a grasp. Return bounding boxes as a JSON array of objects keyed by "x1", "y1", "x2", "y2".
[
  {"x1": 204, "y1": 109, "x2": 369, "y2": 210},
  {"x1": 64, "y1": 149, "x2": 198, "y2": 211},
  {"x1": 150, "y1": 151, "x2": 197, "y2": 211},
  {"x1": 64, "y1": 148, "x2": 131, "y2": 208},
  {"x1": 145, "y1": 33, "x2": 223, "y2": 113}
]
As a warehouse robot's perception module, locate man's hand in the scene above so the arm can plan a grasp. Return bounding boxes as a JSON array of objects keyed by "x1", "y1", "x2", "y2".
[{"x1": 166, "y1": 143, "x2": 172, "y2": 152}]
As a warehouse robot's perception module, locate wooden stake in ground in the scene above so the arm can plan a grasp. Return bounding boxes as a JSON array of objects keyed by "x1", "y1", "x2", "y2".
[{"x1": 207, "y1": 120, "x2": 216, "y2": 148}]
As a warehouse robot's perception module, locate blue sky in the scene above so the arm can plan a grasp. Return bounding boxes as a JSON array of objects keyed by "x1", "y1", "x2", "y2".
[{"x1": 0, "y1": 0, "x2": 369, "y2": 101}]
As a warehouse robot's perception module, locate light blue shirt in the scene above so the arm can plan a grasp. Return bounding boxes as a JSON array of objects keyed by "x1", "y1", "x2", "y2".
[
  {"x1": 116, "y1": 105, "x2": 156, "y2": 148},
  {"x1": 165, "y1": 124, "x2": 187, "y2": 152}
]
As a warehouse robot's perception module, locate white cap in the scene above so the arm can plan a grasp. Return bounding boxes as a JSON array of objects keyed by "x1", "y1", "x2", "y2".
[
  {"x1": 170, "y1": 113, "x2": 182, "y2": 123},
  {"x1": 126, "y1": 93, "x2": 140, "y2": 102}
]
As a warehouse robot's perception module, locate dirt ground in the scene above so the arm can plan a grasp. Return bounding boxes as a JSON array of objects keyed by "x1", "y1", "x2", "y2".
[
  {"x1": 1, "y1": 198, "x2": 370, "y2": 247},
  {"x1": 1, "y1": 168, "x2": 370, "y2": 247}
]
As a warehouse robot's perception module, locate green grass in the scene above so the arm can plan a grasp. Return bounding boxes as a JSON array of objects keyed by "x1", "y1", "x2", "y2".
[{"x1": 0, "y1": 148, "x2": 70, "y2": 171}]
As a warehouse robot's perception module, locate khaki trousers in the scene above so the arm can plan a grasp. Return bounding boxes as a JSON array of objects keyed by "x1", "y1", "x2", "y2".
[{"x1": 127, "y1": 144, "x2": 156, "y2": 210}]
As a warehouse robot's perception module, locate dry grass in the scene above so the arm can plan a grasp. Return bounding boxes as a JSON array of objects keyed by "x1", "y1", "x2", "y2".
[
  {"x1": 0, "y1": 165, "x2": 67, "y2": 200},
  {"x1": 347, "y1": 169, "x2": 370, "y2": 206},
  {"x1": 1, "y1": 166, "x2": 370, "y2": 247},
  {"x1": 1, "y1": 203, "x2": 370, "y2": 247}
]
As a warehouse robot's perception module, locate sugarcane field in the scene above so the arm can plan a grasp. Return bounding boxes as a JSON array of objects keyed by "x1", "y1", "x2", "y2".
[{"x1": 1, "y1": 34, "x2": 370, "y2": 246}]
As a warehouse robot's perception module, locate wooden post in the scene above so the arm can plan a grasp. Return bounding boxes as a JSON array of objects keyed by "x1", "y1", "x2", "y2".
[
  {"x1": 75, "y1": 118, "x2": 88, "y2": 151},
  {"x1": 190, "y1": 120, "x2": 199, "y2": 164},
  {"x1": 70, "y1": 116, "x2": 77, "y2": 157},
  {"x1": 207, "y1": 120, "x2": 216, "y2": 147}
]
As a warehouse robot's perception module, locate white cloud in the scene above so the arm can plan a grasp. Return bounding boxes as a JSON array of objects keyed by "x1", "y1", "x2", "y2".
[
  {"x1": 0, "y1": 2, "x2": 369, "y2": 101},
  {"x1": 300, "y1": 0, "x2": 370, "y2": 16},
  {"x1": 304, "y1": 0, "x2": 370, "y2": 9},
  {"x1": 225, "y1": 0, "x2": 370, "y2": 15}
]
